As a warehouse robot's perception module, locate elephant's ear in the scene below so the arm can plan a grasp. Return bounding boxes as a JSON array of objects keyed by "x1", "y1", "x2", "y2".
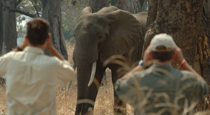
[
  {"x1": 97, "y1": 6, "x2": 119, "y2": 14},
  {"x1": 100, "y1": 10, "x2": 144, "y2": 62},
  {"x1": 82, "y1": 6, "x2": 93, "y2": 14}
]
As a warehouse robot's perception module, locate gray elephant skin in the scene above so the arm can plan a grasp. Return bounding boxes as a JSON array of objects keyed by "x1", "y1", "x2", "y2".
[{"x1": 72, "y1": 6, "x2": 147, "y2": 115}]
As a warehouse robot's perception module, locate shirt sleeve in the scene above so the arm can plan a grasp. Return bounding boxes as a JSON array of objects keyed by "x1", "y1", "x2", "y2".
[
  {"x1": 194, "y1": 78, "x2": 209, "y2": 98},
  {"x1": 181, "y1": 71, "x2": 209, "y2": 101},
  {"x1": 115, "y1": 72, "x2": 142, "y2": 105},
  {"x1": 187, "y1": 78, "x2": 209, "y2": 101},
  {"x1": 0, "y1": 55, "x2": 8, "y2": 77},
  {"x1": 55, "y1": 59, "x2": 75, "y2": 83}
]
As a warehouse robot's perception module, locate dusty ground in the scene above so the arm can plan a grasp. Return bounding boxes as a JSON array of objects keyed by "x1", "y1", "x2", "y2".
[
  {"x1": 0, "y1": 84, "x2": 7, "y2": 115},
  {"x1": 0, "y1": 71, "x2": 134, "y2": 115}
]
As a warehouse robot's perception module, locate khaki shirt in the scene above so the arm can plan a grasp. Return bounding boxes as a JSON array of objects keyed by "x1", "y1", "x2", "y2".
[
  {"x1": 115, "y1": 64, "x2": 208, "y2": 115},
  {"x1": 0, "y1": 46, "x2": 75, "y2": 115}
]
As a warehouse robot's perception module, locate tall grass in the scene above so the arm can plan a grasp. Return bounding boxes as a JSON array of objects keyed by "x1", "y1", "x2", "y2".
[
  {"x1": 0, "y1": 83, "x2": 6, "y2": 115},
  {"x1": 0, "y1": 41, "x2": 209, "y2": 115}
]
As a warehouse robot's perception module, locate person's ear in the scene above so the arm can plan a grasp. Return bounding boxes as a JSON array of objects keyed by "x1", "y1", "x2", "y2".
[
  {"x1": 25, "y1": 35, "x2": 29, "y2": 42},
  {"x1": 149, "y1": 51, "x2": 153, "y2": 59},
  {"x1": 45, "y1": 33, "x2": 51, "y2": 42},
  {"x1": 24, "y1": 35, "x2": 30, "y2": 46},
  {"x1": 171, "y1": 50, "x2": 177, "y2": 59}
]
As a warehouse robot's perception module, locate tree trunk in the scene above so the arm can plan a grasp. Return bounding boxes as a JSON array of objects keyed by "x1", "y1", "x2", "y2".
[
  {"x1": 201, "y1": 0, "x2": 210, "y2": 82},
  {"x1": 144, "y1": 0, "x2": 210, "y2": 111},
  {"x1": 89, "y1": 0, "x2": 109, "y2": 12},
  {"x1": 0, "y1": 0, "x2": 17, "y2": 84},
  {"x1": 41, "y1": 0, "x2": 68, "y2": 59},
  {"x1": 0, "y1": 0, "x2": 3, "y2": 54},
  {"x1": 118, "y1": 0, "x2": 145, "y2": 13},
  {"x1": 197, "y1": 0, "x2": 210, "y2": 110},
  {"x1": 139, "y1": 0, "x2": 145, "y2": 8},
  {"x1": 1, "y1": 0, "x2": 17, "y2": 54},
  {"x1": 0, "y1": 0, "x2": 3, "y2": 84}
]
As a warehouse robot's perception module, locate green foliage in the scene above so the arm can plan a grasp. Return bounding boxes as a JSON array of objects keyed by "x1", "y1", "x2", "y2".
[
  {"x1": 71, "y1": 0, "x2": 77, "y2": 6},
  {"x1": 61, "y1": 0, "x2": 88, "y2": 43},
  {"x1": 110, "y1": 0, "x2": 118, "y2": 7},
  {"x1": 18, "y1": 0, "x2": 41, "y2": 16},
  {"x1": 141, "y1": 0, "x2": 148, "y2": 12}
]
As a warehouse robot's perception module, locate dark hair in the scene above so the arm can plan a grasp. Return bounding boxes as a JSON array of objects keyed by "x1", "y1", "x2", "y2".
[
  {"x1": 26, "y1": 18, "x2": 49, "y2": 45},
  {"x1": 151, "y1": 45, "x2": 174, "y2": 62}
]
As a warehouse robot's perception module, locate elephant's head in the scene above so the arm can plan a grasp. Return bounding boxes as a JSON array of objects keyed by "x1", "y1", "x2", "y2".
[
  {"x1": 73, "y1": 6, "x2": 146, "y2": 114},
  {"x1": 73, "y1": 6, "x2": 145, "y2": 66}
]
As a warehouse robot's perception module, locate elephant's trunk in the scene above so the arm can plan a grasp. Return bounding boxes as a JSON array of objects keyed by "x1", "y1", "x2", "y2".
[
  {"x1": 73, "y1": 40, "x2": 100, "y2": 114},
  {"x1": 88, "y1": 61, "x2": 97, "y2": 87},
  {"x1": 75, "y1": 61, "x2": 94, "y2": 114}
]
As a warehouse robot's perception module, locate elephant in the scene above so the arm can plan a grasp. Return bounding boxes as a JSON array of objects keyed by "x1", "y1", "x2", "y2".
[{"x1": 72, "y1": 6, "x2": 148, "y2": 115}]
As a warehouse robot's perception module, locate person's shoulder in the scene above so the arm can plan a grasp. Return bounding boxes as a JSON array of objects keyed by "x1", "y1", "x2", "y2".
[
  {"x1": 43, "y1": 55, "x2": 70, "y2": 65},
  {"x1": 181, "y1": 70, "x2": 197, "y2": 79},
  {"x1": 131, "y1": 68, "x2": 150, "y2": 79},
  {"x1": 41, "y1": 55, "x2": 60, "y2": 63},
  {"x1": 180, "y1": 70, "x2": 209, "y2": 95},
  {"x1": 179, "y1": 70, "x2": 204, "y2": 86},
  {"x1": 1, "y1": 51, "x2": 19, "y2": 58},
  {"x1": 6, "y1": 51, "x2": 16, "y2": 55}
]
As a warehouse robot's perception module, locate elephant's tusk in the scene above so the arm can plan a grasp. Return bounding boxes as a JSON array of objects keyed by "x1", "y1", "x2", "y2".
[
  {"x1": 88, "y1": 61, "x2": 97, "y2": 87},
  {"x1": 66, "y1": 62, "x2": 77, "y2": 92}
]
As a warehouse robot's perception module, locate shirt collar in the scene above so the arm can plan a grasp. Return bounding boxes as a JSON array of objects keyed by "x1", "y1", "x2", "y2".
[
  {"x1": 24, "y1": 46, "x2": 44, "y2": 54},
  {"x1": 151, "y1": 64, "x2": 174, "y2": 71}
]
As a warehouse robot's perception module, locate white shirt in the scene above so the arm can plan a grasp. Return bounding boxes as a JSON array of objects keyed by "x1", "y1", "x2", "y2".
[{"x1": 0, "y1": 46, "x2": 75, "y2": 115}]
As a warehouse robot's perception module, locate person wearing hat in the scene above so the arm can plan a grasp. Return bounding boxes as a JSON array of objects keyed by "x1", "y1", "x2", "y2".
[{"x1": 115, "y1": 33, "x2": 208, "y2": 115}]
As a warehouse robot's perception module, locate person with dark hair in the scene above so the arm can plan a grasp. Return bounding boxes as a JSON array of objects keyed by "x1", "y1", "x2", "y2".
[
  {"x1": 26, "y1": 17, "x2": 50, "y2": 45},
  {"x1": 0, "y1": 18, "x2": 75, "y2": 115},
  {"x1": 115, "y1": 33, "x2": 208, "y2": 115}
]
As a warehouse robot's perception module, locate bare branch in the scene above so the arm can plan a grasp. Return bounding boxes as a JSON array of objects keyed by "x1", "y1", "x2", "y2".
[
  {"x1": 9, "y1": 8, "x2": 36, "y2": 18},
  {"x1": 2, "y1": 0, "x2": 35, "y2": 17}
]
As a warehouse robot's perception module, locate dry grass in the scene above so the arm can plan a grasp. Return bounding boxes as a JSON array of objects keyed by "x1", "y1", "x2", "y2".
[
  {"x1": 56, "y1": 70, "x2": 122, "y2": 115},
  {"x1": 0, "y1": 84, "x2": 7, "y2": 115},
  {"x1": 0, "y1": 71, "x2": 121, "y2": 115},
  {"x1": 0, "y1": 41, "x2": 210, "y2": 115}
]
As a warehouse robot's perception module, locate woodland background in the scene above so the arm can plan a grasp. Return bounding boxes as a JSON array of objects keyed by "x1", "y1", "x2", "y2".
[
  {"x1": 1, "y1": 0, "x2": 210, "y2": 114},
  {"x1": 0, "y1": 0, "x2": 148, "y2": 57}
]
